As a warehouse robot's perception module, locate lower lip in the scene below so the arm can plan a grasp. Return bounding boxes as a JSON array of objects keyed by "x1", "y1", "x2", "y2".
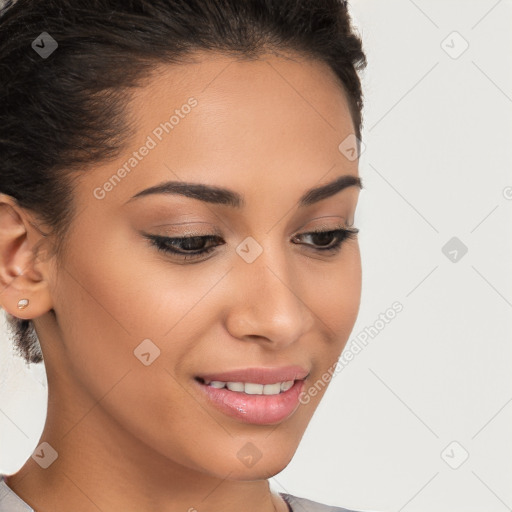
[{"x1": 195, "y1": 379, "x2": 305, "y2": 425}]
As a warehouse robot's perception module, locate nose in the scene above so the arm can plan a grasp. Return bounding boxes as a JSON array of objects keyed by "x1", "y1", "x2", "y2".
[{"x1": 224, "y1": 243, "x2": 315, "y2": 349}]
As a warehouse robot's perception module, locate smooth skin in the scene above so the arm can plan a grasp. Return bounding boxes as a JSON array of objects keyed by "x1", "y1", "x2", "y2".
[{"x1": 0, "y1": 51, "x2": 362, "y2": 512}]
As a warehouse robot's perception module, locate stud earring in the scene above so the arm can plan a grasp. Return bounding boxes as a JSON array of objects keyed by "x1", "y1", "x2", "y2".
[{"x1": 17, "y1": 299, "x2": 29, "y2": 309}]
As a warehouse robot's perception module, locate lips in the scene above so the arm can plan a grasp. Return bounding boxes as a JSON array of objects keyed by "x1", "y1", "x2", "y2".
[
  {"x1": 194, "y1": 365, "x2": 310, "y2": 425},
  {"x1": 195, "y1": 365, "x2": 309, "y2": 385}
]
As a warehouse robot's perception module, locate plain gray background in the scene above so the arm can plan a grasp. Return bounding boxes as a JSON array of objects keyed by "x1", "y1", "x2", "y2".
[{"x1": 1, "y1": 1, "x2": 511, "y2": 511}]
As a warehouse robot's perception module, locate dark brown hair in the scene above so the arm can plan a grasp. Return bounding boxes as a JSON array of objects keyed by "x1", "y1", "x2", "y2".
[{"x1": 0, "y1": 0, "x2": 367, "y2": 364}]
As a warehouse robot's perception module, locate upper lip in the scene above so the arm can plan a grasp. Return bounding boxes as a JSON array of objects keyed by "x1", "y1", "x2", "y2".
[{"x1": 196, "y1": 365, "x2": 310, "y2": 385}]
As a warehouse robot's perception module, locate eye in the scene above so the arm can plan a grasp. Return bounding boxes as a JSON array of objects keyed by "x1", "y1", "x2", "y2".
[
  {"x1": 143, "y1": 226, "x2": 359, "y2": 263},
  {"x1": 291, "y1": 227, "x2": 359, "y2": 254},
  {"x1": 144, "y1": 234, "x2": 225, "y2": 262}
]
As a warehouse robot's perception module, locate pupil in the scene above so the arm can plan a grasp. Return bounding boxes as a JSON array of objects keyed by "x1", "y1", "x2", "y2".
[
  {"x1": 183, "y1": 237, "x2": 204, "y2": 250},
  {"x1": 315, "y1": 232, "x2": 332, "y2": 246}
]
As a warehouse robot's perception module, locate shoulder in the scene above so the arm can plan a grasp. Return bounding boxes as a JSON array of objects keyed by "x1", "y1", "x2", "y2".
[
  {"x1": 279, "y1": 492, "x2": 369, "y2": 512},
  {"x1": 0, "y1": 475, "x2": 34, "y2": 512}
]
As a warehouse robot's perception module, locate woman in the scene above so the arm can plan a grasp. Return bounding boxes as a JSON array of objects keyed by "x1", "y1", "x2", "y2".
[{"x1": 0, "y1": 0, "x2": 367, "y2": 510}]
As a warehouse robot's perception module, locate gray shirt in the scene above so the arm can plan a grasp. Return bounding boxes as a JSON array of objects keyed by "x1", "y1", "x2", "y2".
[{"x1": 0, "y1": 475, "x2": 361, "y2": 512}]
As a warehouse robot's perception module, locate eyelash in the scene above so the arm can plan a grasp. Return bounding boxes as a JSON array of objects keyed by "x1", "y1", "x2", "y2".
[{"x1": 144, "y1": 227, "x2": 359, "y2": 263}]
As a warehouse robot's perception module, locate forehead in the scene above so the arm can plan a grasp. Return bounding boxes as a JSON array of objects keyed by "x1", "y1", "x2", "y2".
[
  {"x1": 130, "y1": 51, "x2": 355, "y2": 145},
  {"x1": 80, "y1": 51, "x2": 359, "y2": 211}
]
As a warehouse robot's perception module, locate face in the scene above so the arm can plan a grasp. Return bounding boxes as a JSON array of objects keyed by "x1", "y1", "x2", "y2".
[{"x1": 35, "y1": 51, "x2": 362, "y2": 479}]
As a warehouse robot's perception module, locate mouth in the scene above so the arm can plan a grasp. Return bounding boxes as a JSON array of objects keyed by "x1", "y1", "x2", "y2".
[
  {"x1": 193, "y1": 366, "x2": 309, "y2": 425},
  {"x1": 195, "y1": 377, "x2": 296, "y2": 395}
]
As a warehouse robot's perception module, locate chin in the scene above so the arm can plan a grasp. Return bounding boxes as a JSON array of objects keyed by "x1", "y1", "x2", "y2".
[
  {"x1": 223, "y1": 456, "x2": 294, "y2": 481},
  {"x1": 186, "y1": 437, "x2": 299, "y2": 481},
  {"x1": 235, "y1": 440, "x2": 298, "y2": 480}
]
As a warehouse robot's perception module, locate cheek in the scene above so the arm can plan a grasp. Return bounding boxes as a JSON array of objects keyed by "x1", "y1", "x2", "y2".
[
  {"x1": 57, "y1": 225, "x2": 223, "y2": 339},
  {"x1": 311, "y1": 243, "x2": 362, "y2": 343},
  {"x1": 290, "y1": 246, "x2": 361, "y2": 418},
  {"x1": 51, "y1": 246, "x2": 237, "y2": 471},
  {"x1": 51, "y1": 235, "x2": 211, "y2": 400}
]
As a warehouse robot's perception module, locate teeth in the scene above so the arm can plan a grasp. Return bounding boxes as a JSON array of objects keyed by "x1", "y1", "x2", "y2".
[
  {"x1": 226, "y1": 382, "x2": 245, "y2": 392},
  {"x1": 203, "y1": 379, "x2": 295, "y2": 395},
  {"x1": 280, "y1": 380, "x2": 294, "y2": 392},
  {"x1": 263, "y1": 383, "x2": 281, "y2": 395},
  {"x1": 244, "y1": 383, "x2": 264, "y2": 394}
]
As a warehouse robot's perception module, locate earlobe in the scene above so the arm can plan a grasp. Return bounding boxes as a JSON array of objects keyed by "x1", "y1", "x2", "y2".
[{"x1": 0, "y1": 195, "x2": 54, "y2": 320}]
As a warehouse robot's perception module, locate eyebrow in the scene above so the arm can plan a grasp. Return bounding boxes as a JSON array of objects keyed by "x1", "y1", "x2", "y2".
[{"x1": 127, "y1": 174, "x2": 363, "y2": 208}]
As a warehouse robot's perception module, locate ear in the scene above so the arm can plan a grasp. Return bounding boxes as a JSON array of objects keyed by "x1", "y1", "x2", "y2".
[{"x1": 0, "y1": 193, "x2": 54, "y2": 320}]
